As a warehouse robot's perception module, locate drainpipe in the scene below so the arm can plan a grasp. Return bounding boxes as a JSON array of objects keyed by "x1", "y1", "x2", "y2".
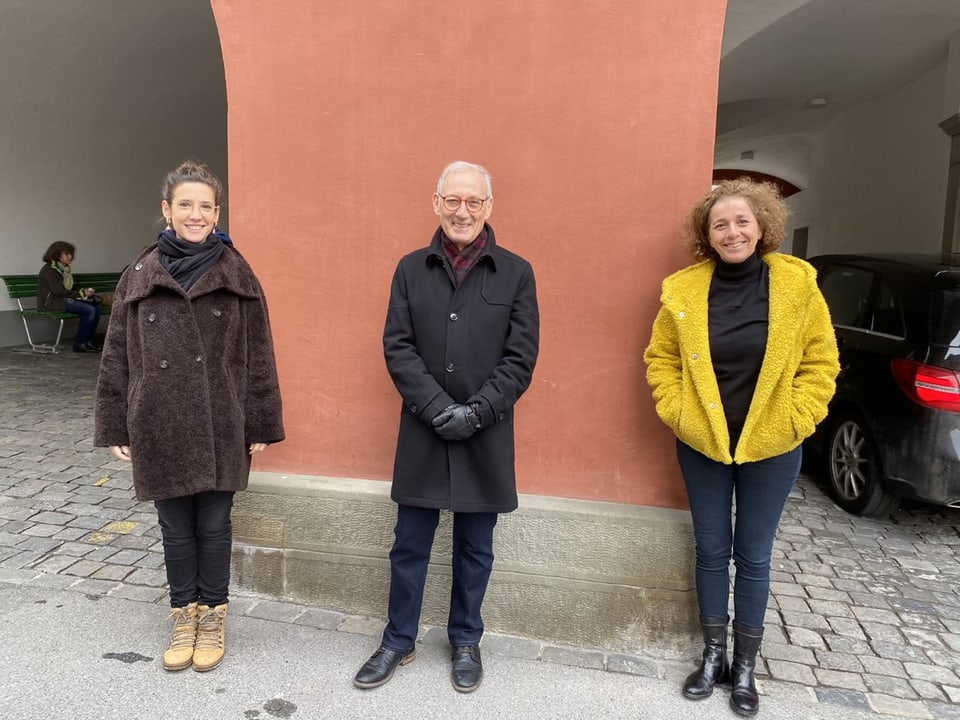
[
  {"x1": 942, "y1": 113, "x2": 960, "y2": 255},
  {"x1": 942, "y1": 33, "x2": 960, "y2": 255}
]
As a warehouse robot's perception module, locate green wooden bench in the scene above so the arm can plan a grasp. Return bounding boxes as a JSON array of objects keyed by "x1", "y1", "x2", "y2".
[{"x1": 1, "y1": 272, "x2": 121, "y2": 353}]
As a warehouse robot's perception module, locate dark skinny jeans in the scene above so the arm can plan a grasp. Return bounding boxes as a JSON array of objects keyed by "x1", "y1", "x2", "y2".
[{"x1": 677, "y1": 440, "x2": 800, "y2": 629}]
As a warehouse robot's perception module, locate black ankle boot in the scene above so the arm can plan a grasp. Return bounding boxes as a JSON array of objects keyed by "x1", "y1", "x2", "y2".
[
  {"x1": 730, "y1": 622, "x2": 763, "y2": 716},
  {"x1": 682, "y1": 616, "x2": 730, "y2": 700}
]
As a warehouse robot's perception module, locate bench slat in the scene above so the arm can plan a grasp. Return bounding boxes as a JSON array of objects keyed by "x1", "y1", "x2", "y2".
[
  {"x1": 0, "y1": 275, "x2": 42, "y2": 298},
  {"x1": 19, "y1": 309, "x2": 78, "y2": 319}
]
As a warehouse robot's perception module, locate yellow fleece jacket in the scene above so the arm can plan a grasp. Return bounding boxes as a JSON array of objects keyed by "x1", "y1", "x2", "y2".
[{"x1": 644, "y1": 253, "x2": 839, "y2": 465}]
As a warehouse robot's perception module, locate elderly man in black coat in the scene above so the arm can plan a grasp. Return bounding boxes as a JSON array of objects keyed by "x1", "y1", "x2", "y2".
[{"x1": 354, "y1": 161, "x2": 540, "y2": 693}]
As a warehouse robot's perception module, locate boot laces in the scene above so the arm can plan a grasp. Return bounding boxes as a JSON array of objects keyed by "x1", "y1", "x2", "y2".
[
  {"x1": 168, "y1": 606, "x2": 197, "y2": 651},
  {"x1": 195, "y1": 606, "x2": 226, "y2": 650}
]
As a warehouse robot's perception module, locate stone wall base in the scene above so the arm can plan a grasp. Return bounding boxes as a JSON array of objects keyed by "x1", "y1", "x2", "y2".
[{"x1": 231, "y1": 473, "x2": 697, "y2": 657}]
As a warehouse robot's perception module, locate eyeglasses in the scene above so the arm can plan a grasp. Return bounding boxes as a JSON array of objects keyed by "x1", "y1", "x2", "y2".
[
  {"x1": 439, "y1": 195, "x2": 488, "y2": 213},
  {"x1": 173, "y1": 200, "x2": 218, "y2": 215}
]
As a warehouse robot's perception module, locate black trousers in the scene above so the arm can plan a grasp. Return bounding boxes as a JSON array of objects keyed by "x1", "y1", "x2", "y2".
[
  {"x1": 155, "y1": 491, "x2": 234, "y2": 608},
  {"x1": 381, "y1": 504, "x2": 498, "y2": 651}
]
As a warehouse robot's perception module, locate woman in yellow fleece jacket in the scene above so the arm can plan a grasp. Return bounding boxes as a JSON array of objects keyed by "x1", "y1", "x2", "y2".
[{"x1": 644, "y1": 178, "x2": 838, "y2": 717}]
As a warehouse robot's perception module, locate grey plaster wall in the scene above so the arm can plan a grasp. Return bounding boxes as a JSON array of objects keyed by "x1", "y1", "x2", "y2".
[
  {"x1": 232, "y1": 473, "x2": 698, "y2": 656},
  {"x1": 0, "y1": 0, "x2": 227, "y2": 347}
]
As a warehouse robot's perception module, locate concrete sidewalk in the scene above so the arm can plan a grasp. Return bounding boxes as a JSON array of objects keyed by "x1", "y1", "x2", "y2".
[
  {"x1": 0, "y1": 581, "x2": 880, "y2": 720},
  {"x1": 1, "y1": 346, "x2": 959, "y2": 719}
]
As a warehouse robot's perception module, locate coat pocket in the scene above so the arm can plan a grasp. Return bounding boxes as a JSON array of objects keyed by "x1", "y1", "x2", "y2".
[
  {"x1": 478, "y1": 276, "x2": 514, "y2": 338},
  {"x1": 479, "y1": 270, "x2": 517, "y2": 308}
]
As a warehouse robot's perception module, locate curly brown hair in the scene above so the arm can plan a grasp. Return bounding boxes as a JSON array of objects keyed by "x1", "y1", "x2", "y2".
[
  {"x1": 42, "y1": 241, "x2": 77, "y2": 264},
  {"x1": 684, "y1": 177, "x2": 788, "y2": 261}
]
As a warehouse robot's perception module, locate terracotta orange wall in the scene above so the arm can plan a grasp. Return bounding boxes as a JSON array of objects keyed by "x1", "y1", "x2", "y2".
[{"x1": 211, "y1": 0, "x2": 727, "y2": 509}]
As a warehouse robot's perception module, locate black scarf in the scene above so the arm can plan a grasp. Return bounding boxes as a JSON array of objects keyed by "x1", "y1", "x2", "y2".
[{"x1": 157, "y1": 229, "x2": 226, "y2": 290}]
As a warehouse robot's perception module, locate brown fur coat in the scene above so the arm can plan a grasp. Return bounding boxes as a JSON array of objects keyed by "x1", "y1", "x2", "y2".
[{"x1": 94, "y1": 244, "x2": 284, "y2": 501}]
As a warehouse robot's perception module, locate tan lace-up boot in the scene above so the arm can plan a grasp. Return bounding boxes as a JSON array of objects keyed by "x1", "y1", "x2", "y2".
[
  {"x1": 163, "y1": 602, "x2": 198, "y2": 671},
  {"x1": 193, "y1": 604, "x2": 228, "y2": 672}
]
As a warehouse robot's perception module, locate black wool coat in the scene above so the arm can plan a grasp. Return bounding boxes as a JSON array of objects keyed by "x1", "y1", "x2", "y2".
[
  {"x1": 94, "y1": 244, "x2": 284, "y2": 501},
  {"x1": 383, "y1": 225, "x2": 540, "y2": 513}
]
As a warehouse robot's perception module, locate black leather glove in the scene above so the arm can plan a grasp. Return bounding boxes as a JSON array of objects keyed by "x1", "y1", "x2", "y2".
[{"x1": 431, "y1": 403, "x2": 482, "y2": 441}]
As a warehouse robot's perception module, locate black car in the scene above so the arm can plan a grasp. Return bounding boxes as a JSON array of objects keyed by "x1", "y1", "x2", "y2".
[{"x1": 806, "y1": 253, "x2": 960, "y2": 517}]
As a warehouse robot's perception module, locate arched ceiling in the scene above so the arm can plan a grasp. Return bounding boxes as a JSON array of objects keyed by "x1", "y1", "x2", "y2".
[{"x1": 716, "y1": 0, "x2": 960, "y2": 188}]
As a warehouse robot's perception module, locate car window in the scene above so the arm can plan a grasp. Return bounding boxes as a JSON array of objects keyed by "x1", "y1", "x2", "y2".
[
  {"x1": 869, "y1": 279, "x2": 905, "y2": 337},
  {"x1": 818, "y1": 265, "x2": 874, "y2": 329},
  {"x1": 931, "y1": 289, "x2": 960, "y2": 352}
]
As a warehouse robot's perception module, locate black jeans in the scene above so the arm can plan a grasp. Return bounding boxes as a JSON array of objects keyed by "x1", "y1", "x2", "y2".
[
  {"x1": 155, "y1": 491, "x2": 235, "y2": 608},
  {"x1": 382, "y1": 505, "x2": 498, "y2": 651},
  {"x1": 677, "y1": 440, "x2": 801, "y2": 628}
]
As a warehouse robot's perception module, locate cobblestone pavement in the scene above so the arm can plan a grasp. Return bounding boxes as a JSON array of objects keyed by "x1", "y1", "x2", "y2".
[{"x1": 1, "y1": 346, "x2": 959, "y2": 718}]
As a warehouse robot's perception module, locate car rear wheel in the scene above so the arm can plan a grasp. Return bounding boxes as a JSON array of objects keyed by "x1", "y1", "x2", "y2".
[{"x1": 826, "y1": 412, "x2": 899, "y2": 517}]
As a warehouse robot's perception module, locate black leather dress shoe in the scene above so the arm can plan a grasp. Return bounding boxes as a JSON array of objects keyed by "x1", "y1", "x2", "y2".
[
  {"x1": 72, "y1": 345, "x2": 91, "y2": 353},
  {"x1": 353, "y1": 645, "x2": 416, "y2": 689},
  {"x1": 82, "y1": 342, "x2": 102, "y2": 352},
  {"x1": 451, "y1": 645, "x2": 483, "y2": 693}
]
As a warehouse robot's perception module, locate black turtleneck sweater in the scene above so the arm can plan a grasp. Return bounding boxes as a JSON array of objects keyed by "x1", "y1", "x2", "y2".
[{"x1": 708, "y1": 251, "x2": 769, "y2": 453}]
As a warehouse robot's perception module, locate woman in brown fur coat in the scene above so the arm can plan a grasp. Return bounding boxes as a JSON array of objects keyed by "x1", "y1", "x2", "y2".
[{"x1": 94, "y1": 161, "x2": 284, "y2": 673}]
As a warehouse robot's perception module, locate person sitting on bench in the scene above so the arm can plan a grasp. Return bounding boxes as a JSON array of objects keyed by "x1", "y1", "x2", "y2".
[{"x1": 37, "y1": 241, "x2": 102, "y2": 353}]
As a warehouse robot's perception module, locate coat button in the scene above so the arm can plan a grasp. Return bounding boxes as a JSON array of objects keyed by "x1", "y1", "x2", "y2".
[
  {"x1": 196, "y1": 355, "x2": 203, "y2": 363},
  {"x1": 445, "y1": 363, "x2": 455, "y2": 373},
  {"x1": 709, "y1": 402, "x2": 717, "y2": 410},
  {"x1": 410, "y1": 404, "x2": 418, "y2": 413},
  {"x1": 213, "y1": 309, "x2": 222, "y2": 317},
  {"x1": 159, "y1": 360, "x2": 169, "y2": 369},
  {"x1": 134, "y1": 263, "x2": 143, "y2": 271},
  {"x1": 498, "y1": 412, "x2": 505, "y2": 421},
  {"x1": 692, "y1": 353, "x2": 699, "y2": 360},
  {"x1": 147, "y1": 313, "x2": 156, "y2": 322},
  {"x1": 678, "y1": 311, "x2": 686, "y2": 319},
  {"x1": 449, "y1": 313, "x2": 459, "y2": 321}
]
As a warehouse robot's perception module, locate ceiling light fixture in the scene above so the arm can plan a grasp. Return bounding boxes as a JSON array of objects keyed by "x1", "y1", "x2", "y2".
[{"x1": 805, "y1": 97, "x2": 829, "y2": 110}]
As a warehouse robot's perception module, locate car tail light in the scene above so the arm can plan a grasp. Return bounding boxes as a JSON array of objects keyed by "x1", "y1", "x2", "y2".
[{"x1": 890, "y1": 359, "x2": 960, "y2": 412}]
